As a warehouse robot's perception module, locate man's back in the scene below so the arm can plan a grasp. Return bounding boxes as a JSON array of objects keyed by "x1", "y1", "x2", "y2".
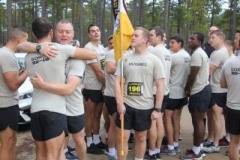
[{"x1": 25, "y1": 43, "x2": 75, "y2": 114}]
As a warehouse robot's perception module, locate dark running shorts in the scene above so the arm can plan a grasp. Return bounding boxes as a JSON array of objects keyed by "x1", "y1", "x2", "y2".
[
  {"x1": 226, "y1": 107, "x2": 240, "y2": 135},
  {"x1": 104, "y1": 96, "x2": 117, "y2": 116},
  {"x1": 154, "y1": 94, "x2": 169, "y2": 113},
  {"x1": 115, "y1": 103, "x2": 153, "y2": 131},
  {"x1": 188, "y1": 85, "x2": 212, "y2": 113},
  {"x1": 209, "y1": 93, "x2": 227, "y2": 108},
  {"x1": 0, "y1": 105, "x2": 19, "y2": 131},
  {"x1": 82, "y1": 89, "x2": 104, "y2": 103},
  {"x1": 167, "y1": 97, "x2": 188, "y2": 111},
  {"x1": 67, "y1": 114, "x2": 85, "y2": 134},
  {"x1": 31, "y1": 111, "x2": 68, "y2": 141}
]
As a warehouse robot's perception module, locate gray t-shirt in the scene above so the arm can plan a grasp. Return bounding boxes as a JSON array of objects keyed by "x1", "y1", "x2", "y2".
[
  {"x1": 169, "y1": 49, "x2": 191, "y2": 99},
  {"x1": 25, "y1": 43, "x2": 75, "y2": 114},
  {"x1": 221, "y1": 55, "x2": 240, "y2": 110},
  {"x1": 65, "y1": 59, "x2": 85, "y2": 116},
  {"x1": 104, "y1": 49, "x2": 116, "y2": 97},
  {"x1": 115, "y1": 51, "x2": 165, "y2": 110},
  {"x1": 0, "y1": 47, "x2": 19, "y2": 108},
  {"x1": 190, "y1": 47, "x2": 209, "y2": 95},
  {"x1": 83, "y1": 42, "x2": 105, "y2": 90},
  {"x1": 148, "y1": 44, "x2": 171, "y2": 95},
  {"x1": 210, "y1": 47, "x2": 229, "y2": 93}
]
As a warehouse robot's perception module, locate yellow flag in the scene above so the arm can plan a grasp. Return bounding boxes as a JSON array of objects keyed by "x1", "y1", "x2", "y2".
[{"x1": 113, "y1": 0, "x2": 134, "y2": 62}]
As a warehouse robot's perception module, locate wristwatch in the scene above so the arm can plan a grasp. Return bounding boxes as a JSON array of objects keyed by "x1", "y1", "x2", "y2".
[
  {"x1": 154, "y1": 108, "x2": 161, "y2": 112},
  {"x1": 36, "y1": 44, "x2": 41, "y2": 53}
]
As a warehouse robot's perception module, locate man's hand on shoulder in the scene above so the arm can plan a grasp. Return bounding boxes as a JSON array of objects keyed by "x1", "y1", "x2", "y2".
[{"x1": 39, "y1": 42, "x2": 58, "y2": 59}]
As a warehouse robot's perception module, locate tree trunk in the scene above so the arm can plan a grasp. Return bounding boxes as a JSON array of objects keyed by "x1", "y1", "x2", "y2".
[
  {"x1": 34, "y1": 0, "x2": 38, "y2": 19},
  {"x1": 79, "y1": 0, "x2": 84, "y2": 46},
  {"x1": 7, "y1": 0, "x2": 12, "y2": 39},
  {"x1": 177, "y1": 0, "x2": 181, "y2": 33},
  {"x1": 163, "y1": 0, "x2": 170, "y2": 35},
  {"x1": 42, "y1": 0, "x2": 46, "y2": 17},
  {"x1": 131, "y1": 0, "x2": 137, "y2": 27},
  {"x1": 210, "y1": 0, "x2": 216, "y2": 26},
  {"x1": 231, "y1": 0, "x2": 237, "y2": 40},
  {"x1": 139, "y1": 0, "x2": 144, "y2": 26}
]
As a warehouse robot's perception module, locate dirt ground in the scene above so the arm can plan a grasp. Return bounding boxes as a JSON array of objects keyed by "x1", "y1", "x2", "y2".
[{"x1": 16, "y1": 107, "x2": 230, "y2": 160}]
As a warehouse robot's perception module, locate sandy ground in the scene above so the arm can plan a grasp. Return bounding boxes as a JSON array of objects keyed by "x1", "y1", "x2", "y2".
[{"x1": 16, "y1": 107, "x2": 230, "y2": 160}]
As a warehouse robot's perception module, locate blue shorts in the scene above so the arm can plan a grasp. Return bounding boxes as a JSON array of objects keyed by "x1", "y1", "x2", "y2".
[
  {"x1": 167, "y1": 97, "x2": 188, "y2": 111},
  {"x1": 104, "y1": 96, "x2": 117, "y2": 115},
  {"x1": 31, "y1": 111, "x2": 68, "y2": 141},
  {"x1": 209, "y1": 93, "x2": 227, "y2": 108},
  {"x1": 67, "y1": 114, "x2": 85, "y2": 134},
  {"x1": 188, "y1": 85, "x2": 211, "y2": 113},
  {"x1": 82, "y1": 89, "x2": 104, "y2": 103},
  {"x1": 0, "y1": 105, "x2": 19, "y2": 131},
  {"x1": 226, "y1": 107, "x2": 240, "y2": 135},
  {"x1": 115, "y1": 104, "x2": 153, "y2": 131}
]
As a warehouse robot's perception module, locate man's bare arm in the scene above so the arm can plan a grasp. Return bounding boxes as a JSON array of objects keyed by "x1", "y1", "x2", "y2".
[
  {"x1": 30, "y1": 73, "x2": 79, "y2": 96},
  {"x1": 17, "y1": 41, "x2": 58, "y2": 58},
  {"x1": 90, "y1": 62, "x2": 105, "y2": 86},
  {"x1": 184, "y1": 66, "x2": 200, "y2": 96},
  {"x1": 3, "y1": 69, "x2": 27, "y2": 91}
]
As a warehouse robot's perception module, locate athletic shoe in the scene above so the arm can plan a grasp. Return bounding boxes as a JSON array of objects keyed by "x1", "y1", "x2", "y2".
[
  {"x1": 160, "y1": 145, "x2": 176, "y2": 156},
  {"x1": 181, "y1": 150, "x2": 202, "y2": 160},
  {"x1": 155, "y1": 153, "x2": 162, "y2": 160},
  {"x1": 175, "y1": 146, "x2": 181, "y2": 153},
  {"x1": 87, "y1": 143, "x2": 104, "y2": 155},
  {"x1": 144, "y1": 153, "x2": 158, "y2": 160},
  {"x1": 203, "y1": 143, "x2": 220, "y2": 153},
  {"x1": 95, "y1": 141, "x2": 108, "y2": 150},
  {"x1": 186, "y1": 149, "x2": 205, "y2": 158},
  {"x1": 67, "y1": 146, "x2": 76, "y2": 152},
  {"x1": 219, "y1": 136, "x2": 229, "y2": 147},
  {"x1": 65, "y1": 151, "x2": 78, "y2": 160},
  {"x1": 203, "y1": 138, "x2": 212, "y2": 147},
  {"x1": 200, "y1": 150, "x2": 206, "y2": 158}
]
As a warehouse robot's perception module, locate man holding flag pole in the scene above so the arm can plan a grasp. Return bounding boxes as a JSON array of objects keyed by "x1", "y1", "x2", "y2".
[{"x1": 112, "y1": 2, "x2": 165, "y2": 160}]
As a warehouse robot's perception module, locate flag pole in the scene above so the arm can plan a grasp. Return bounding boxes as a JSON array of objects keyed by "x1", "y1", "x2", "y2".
[{"x1": 120, "y1": 28, "x2": 125, "y2": 159}]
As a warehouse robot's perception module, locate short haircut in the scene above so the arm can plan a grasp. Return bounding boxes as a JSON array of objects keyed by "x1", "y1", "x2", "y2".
[
  {"x1": 236, "y1": 29, "x2": 240, "y2": 34},
  {"x1": 107, "y1": 35, "x2": 113, "y2": 42},
  {"x1": 193, "y1": 32, "x2": 204, "y2": 45},
  {"x1": 87, "y1": 24, "x2": 99, "y2": 33},
  {"x1": 210, "y1": 30, "x2": 225, "y2": 39},
  {"x1": 32, "y1": 17, "x2": 52, "y2": 39},
  {"x1": 170, "y1": 34, "x2": 184, "y2": 47},
  {"x1": 150, "y1": 26, "x2": 164, "y2": 41},
  {"x1": 56, "y1": 19, "x2": 74, "y2": 30},
  {"x1": 135, "y1": 27, "x2": 150, "y2": 42},
  {"x1": 9, "y1": 26, "x2": 27, "y2": 41}
]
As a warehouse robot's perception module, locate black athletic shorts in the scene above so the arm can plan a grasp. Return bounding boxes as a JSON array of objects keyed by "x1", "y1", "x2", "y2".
[
  {"x1": 0, "y1": 105, "x2": 19, "y2": 131},
  {"x1": 188, "y1": 85, "x2": 212, "y2": 113},
  {"x1": 209, "y1": 93, "x2": 227, "y2": 108},
  {"x1": 167, "y1": 97, "x2": 188, "y2": 111},
  {"x1": 104, "y1": 96, "x2": 117, "y2": 116},
  {"x1": 67, "y1": 114, "x2": 85, "y2": 134},
  {"x1": 82, "y1": 89, "x2": 104, "y2": 103},
  {"x1": 226, "y1": 107, "x2": 240, "y2": 135},
  {"x1": 31, "y1": 111, "x2": 68, "y2": 141},
  {"x1": 153, "y1": 94, "x2": 169, "y2": 113},
  {"x1": 115, "y1": 103, "x2": 153, "y2": 131}
]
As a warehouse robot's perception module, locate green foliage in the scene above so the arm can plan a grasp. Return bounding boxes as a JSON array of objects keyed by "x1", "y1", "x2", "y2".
[{"x1": 0, "y1": 0, "x2": 239, "y2": 46}]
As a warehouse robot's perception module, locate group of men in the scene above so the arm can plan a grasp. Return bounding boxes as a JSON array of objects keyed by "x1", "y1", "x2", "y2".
[{"x1": 0, "y1": 15, "x2": 240, "y2": 160}]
